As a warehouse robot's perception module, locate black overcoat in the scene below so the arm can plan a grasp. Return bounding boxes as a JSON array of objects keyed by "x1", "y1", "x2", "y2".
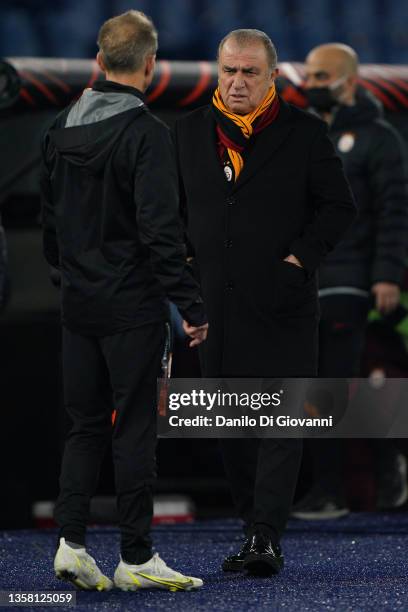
[{"x1": 174, "y1": 99, "x2": 356, "y2": 377}]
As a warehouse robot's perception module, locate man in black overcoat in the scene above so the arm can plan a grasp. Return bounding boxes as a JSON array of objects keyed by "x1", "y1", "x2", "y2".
[{"x1": 174, "y1": 29, "x2": 356, "y2": 576}]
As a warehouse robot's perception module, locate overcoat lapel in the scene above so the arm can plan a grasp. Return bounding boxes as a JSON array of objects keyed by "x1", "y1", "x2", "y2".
[
  {"x1": 197, "y1": 99, "x2": 293, "y2": 193},
  {"x1": 199, "y1": 107, "x2": 229, "y2": 194}
]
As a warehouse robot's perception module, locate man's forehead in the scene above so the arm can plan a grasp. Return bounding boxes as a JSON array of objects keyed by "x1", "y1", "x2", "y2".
[
  {"x1": 305, "y1": 52, "x2": 344, "y2": 75},
  {"x1": 305, "y1": 61, "x2": 337, "y2": 74},
  {"x1": 219, "y1": 41, "x2": 267, "y2": 65}
]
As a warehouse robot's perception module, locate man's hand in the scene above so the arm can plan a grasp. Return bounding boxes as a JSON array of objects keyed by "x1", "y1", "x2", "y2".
[
  {"x1": 371, "y1": 282, "x2": 400, "y2": 314},
  {"x1": 284, "y1": 254, "x2": 303, "y2": 268},
  {"x1": 182, "y1": 321, "x2": 209, "y2": 347}
]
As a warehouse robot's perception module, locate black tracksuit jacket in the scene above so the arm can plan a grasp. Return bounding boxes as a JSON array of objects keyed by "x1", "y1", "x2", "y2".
[
  {"x1": 319, "y1": 89, "x2": 408, "y2": 291},
  {"x1": 40, "y1": 80, "x2": 206, "y2": 335}
]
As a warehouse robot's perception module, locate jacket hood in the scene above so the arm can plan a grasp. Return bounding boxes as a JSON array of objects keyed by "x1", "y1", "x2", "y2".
[
  {"x1": 50, "y1": 88, "x2": 145, "y2": 173},
  {"x1": 331, "y1": 86, "x2": 383, "y2": 131}
]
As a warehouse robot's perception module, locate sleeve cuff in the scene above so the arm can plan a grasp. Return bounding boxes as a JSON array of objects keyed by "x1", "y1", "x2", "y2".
[
  {"x1": 179, "y1": 300, "x2": 207, "y2": 327},
  {"x1": 371, "y1": 262, "x2": 406, "y2": 287}
]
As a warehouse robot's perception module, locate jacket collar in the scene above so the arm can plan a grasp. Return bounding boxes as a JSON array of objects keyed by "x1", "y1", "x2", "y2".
[
  {"x1": 330, "y1": 88, "x2": 382, "y2": 132},
  {"x1": 92, "y1": 80, "x2": 146, "y2": 103},
  {"x1": 201, "y1": 97, "x2": 293, "y2": 193}
]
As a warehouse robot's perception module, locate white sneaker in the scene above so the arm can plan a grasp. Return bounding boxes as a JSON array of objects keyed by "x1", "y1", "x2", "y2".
[
  {"x1": 114, "y1": 553, "x2": 203, "y2": 592},
  {"x1": 54, "y1": 538, "x2": 113, "y2": 591}
]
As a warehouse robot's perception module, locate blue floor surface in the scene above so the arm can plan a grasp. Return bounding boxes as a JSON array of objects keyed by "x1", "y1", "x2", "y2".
[{"x1": 1, "y1": 515, "x2": 408, "y2": 611}]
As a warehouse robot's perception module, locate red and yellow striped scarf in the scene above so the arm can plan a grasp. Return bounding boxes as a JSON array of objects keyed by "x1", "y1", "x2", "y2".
[{"x1": 212, "y1": 83, "x2": 280, "y2": 181}]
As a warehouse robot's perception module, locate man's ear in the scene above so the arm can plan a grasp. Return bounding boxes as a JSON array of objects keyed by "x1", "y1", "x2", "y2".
[
  {"x1": 269, "y1": 67, "x2": 279, "y2": 85},
  {"x1": 145, "y1": 54, "x2": 156, "y2": 78},
  {"x1": 347, "y1": 74, "x2": 358, "y2": 94},
  {"x1": 96, "y1": 51, "x2": 106, "y2": 73}
]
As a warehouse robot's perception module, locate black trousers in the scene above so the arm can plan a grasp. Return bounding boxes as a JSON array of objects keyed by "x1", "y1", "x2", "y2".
[
  {"x1": 54, "y1": 322, "x2": 165, "y2": 564},
  {"x1": 220, "y1": 437, "x2": 303, "y2": 543},
  {"x1": 216, "y1": 319, "x2": 318, "y2": 544}
]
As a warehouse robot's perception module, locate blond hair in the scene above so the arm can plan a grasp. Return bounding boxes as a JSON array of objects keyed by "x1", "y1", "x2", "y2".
[{"x1": 97, "y1": 10, "x2": 158, "y2": 73}]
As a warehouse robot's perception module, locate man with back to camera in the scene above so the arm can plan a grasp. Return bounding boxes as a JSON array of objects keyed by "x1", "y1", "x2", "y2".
[
  {"x1": 173, "y1": 29, "x2": 356, "y2": 577},
  {"x1": 40, "y1": 10, "x2": 208, "y2": 592},
  {"x1": 292, "y1": 43, "x2": 408, "y2": 519}
]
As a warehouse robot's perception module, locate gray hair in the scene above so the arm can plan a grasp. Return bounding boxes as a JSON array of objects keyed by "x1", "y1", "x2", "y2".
[
  {"x1": 97, "y1": 10, "x2": 158, "y2": 73},
  {"x1": 218, "y1": 29, "x2": 278, "y2": 70}
]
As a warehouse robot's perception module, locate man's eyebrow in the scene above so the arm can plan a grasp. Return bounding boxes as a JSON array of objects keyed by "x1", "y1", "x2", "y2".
[{"x1": 222, "y1": 65, "x2": 260, "y2": 72}]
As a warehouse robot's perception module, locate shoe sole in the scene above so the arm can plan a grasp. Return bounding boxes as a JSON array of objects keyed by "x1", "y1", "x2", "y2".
[
  {"x1": 114, "y1": 580, "x2": 199, "y2": 592},
  {"x1": 56, "y1": 569, "x2": 112, "y2": 591},
  {"x1": 393, "y1": 483, "x2": 408, "y2": 508},
  {"x1": 56, "y1": 570, "x2": 90, "y2": 590},
  {"x1": 291, "y1": 508, "x2": 350, "y2": 520},
  {"x1": 115, "y1": 582, "x2": 139, "y2": 592},
  {"x1": 243, "y1": 555, "x2": 283, "y2": 577},
  {"x1": 378, "y1": 485, "x2": 408, "y2": 510},
  {"x1": 222, "y1": 561, "x2": 244, "y2": 572},
  {"x1": 378, "y1": 456, "x2": 408, "y2": 508}
]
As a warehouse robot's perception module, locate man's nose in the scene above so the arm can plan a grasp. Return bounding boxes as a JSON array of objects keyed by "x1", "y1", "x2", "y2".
[{"x1": 231, "y1": 73, "x2": 245, "y2": 89}]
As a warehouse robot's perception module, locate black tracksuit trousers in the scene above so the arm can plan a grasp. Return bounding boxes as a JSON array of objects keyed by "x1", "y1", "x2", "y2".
[{"x1": 54, "y1": 322, "x2": 165, "y2": 564}]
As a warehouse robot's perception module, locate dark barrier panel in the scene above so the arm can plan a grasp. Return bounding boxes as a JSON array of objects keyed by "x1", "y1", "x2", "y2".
[{"x1": 2, "y1": 58, "x2": 408, "y2": 113}]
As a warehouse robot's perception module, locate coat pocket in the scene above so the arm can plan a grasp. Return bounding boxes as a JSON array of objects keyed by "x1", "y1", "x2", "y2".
[
  {"x1": 273, "y1": 260, "x2": 317, "y2": 315},
  {"x1": 277, "y1": 260, "x2": 309, "y2": 287}
]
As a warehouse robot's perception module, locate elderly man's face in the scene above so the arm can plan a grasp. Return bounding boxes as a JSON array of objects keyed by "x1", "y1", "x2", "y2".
[{"x1": 218, "y1": 39, "x2": 276, "y2": 114}]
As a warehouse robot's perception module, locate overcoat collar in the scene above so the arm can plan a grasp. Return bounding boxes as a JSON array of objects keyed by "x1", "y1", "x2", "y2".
[{"x1": 200, "y1": 97, "x2": 294, "y2": 193}]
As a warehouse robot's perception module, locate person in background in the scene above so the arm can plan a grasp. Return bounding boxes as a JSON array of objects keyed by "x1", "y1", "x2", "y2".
[
  {"x1": 41, "y1": 10, "x2": 207, "y2": 592},
  {"x1": 292, "y1": 43, "x2": 408, "y2": 520},
  {"x1": 174, "y1": 29, "x2": 355, "y2": 576}
]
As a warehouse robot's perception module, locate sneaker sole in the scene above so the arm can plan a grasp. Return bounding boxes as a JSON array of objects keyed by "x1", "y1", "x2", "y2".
[
  {"x1": 114, "y1": 580, "x2": 198, "y2": 592},
  {"x1": 114, "y1": 581, "x2": 140, "y2": 592},
  {"x1": 291, "y1": 508, "x2": 350, "y2": 520},
  {"x1": 56, "y1": 569, "x2": 112, "y2": 591}
]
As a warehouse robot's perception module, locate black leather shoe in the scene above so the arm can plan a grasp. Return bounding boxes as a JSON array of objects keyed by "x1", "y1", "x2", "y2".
[
  {"x1": 243, "y1": 532, "x2": 284, "y2": 576},
  {"x1": 222, "y1": 538, "x2": 252, "y2": 571}
]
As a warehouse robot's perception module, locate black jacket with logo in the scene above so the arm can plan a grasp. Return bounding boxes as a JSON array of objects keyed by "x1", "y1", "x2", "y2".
[
  {"x1": 40, "y1": 80, "x2": 206, "y2": 335},
  {"x1": 319, "y1": 89, "x2": 408, "y2": 291}
]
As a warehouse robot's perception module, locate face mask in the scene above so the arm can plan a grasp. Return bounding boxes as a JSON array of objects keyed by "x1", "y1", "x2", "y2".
[{"x1": 305, "y1": 75, "x2": 347, "y2": 112}]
